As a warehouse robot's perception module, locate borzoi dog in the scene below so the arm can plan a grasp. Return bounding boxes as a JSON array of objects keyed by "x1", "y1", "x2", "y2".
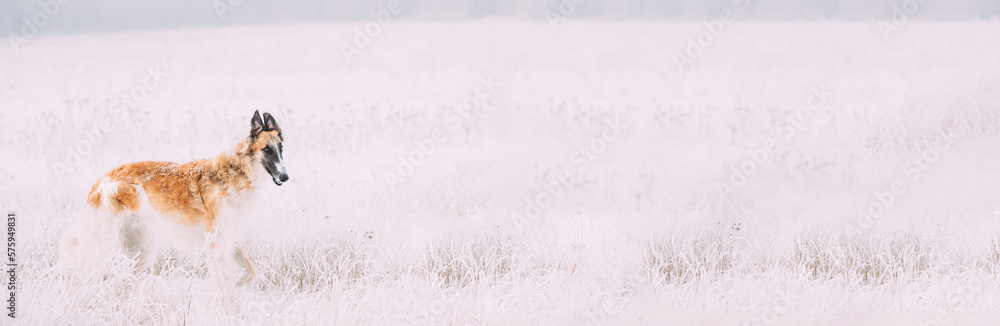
[{"x1": 59, "y1": 110, "x2": 288, "y2": 287}]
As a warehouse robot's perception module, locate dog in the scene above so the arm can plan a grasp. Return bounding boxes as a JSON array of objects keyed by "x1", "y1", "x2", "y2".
[{"x1": 59, "y1": 110, "x2": 288, "y2": 287}]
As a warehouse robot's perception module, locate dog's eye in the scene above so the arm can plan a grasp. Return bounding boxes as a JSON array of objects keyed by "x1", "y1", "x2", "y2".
[{"x1": 262, "y1": 147, "x2": 271, "y2": 153}]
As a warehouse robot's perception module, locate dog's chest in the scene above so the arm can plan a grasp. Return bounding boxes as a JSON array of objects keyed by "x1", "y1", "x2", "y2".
[
  {"x1": 211, "y1": 188, "x2": 260, "y2": 236},
  {"x1": 220, "y1": 187, "x2": 258, "y2": 212}
]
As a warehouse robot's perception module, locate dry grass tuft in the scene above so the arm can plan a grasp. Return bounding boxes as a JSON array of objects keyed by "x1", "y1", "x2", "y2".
[{"x1": 790, "y1": 231, "x2": 934, "y2": 284}]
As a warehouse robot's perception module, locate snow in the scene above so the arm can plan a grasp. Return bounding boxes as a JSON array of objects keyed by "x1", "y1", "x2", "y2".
[{"x1": 1, "y1": 20, "x2": 1000, "y2": 325}]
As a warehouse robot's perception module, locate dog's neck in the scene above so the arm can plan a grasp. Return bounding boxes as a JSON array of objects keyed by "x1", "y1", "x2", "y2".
[{"x1": 203, "y1": 136, "x2": 263, "y2": 193}]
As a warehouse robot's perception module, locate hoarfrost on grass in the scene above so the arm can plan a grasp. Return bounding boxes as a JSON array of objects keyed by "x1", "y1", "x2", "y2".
[{"x1": 4, "y1": 21, "x2": 1000, "y2": 324}]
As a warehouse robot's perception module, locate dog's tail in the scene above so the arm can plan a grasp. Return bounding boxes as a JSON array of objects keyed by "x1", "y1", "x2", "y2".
[{"x1": 86, "y1": 177, "x2": 140, "y2": 215}]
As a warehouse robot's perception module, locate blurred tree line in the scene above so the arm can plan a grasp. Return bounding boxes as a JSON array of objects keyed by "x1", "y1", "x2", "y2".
[{"x1": 1, "y1": 0, "x2": 997, "y2": 35}]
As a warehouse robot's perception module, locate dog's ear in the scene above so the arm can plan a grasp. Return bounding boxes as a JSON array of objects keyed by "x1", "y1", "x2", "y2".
[
  {"x1": 262, "y1": 112, "x2": 280, "y2": 132},
  {"x1": 250, "y1": 110, "x2": 264, "y2": 137}
]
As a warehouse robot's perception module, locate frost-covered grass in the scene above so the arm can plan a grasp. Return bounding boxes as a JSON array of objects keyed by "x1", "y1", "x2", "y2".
[
  {"x1": 22, "y1": 227, "x2": 1000, "y2": 324},
  {"x1": 3, "y1": 21, "x2": 1000, "y2": 324}
]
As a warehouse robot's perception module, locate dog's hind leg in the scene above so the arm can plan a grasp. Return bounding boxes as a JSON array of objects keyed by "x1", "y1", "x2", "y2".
[
  {"x1": 120, "y1": 213, "x2": 155, "y2": 272},
  {"x1": 59, "y1": 205, "x2": 128, "y2": 273}
]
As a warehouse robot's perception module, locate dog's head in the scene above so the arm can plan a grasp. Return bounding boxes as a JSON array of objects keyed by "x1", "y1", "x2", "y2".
[{"x1": 250, "y1": 110, "x2": 289, "y2": 186}]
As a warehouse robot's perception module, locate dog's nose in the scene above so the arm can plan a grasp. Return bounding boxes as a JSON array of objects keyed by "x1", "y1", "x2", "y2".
[{"x1": 279, "y1": 174, "x2": 289, "y2": 183}]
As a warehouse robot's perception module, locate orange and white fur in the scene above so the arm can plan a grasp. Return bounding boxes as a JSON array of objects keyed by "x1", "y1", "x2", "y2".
[{"x1": 59, "y1": 110, "x2": 289, "y2": 287}]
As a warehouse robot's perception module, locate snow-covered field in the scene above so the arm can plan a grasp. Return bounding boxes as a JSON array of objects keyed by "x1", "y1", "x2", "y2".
[{"x1": 2, "y1": 20, "x2": 1000, "y2": 325}]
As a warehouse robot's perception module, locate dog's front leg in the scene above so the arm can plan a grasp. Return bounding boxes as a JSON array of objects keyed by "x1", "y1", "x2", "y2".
[
  {"x1": 206, "y1": 232, "x2": 243, "y2": 315},
  {"x1": 200, "y1": 224, "x2": 237, "y2": 293},
  {"x1": 233, "y1": 246, "x2": 256, "y2": 285},
  {"x1": 207, "y1": 237, "x2": 236, "y2": 292}
]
